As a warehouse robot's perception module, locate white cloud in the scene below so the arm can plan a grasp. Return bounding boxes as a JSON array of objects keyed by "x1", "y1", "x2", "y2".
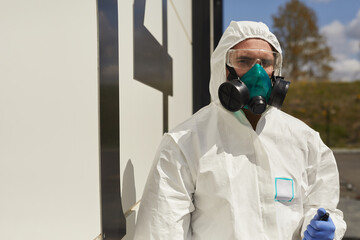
[
  {"x1": 349, "y1": 40, "x2": 360, "y2": 56},
  {"x1": 321, "y1": 21, "x2": 346, "y2": 49},
  {"x1": 320, "y1": 12, "x2": 360, "y2": 81},
  {"x1": 347, "y1": 9, "x2": 360, "y2": 39},
  {"x1": 332, "y1": 59, "x2": 360, "y2": 82},
  {"x1": 321, "y1": 21, "x2": 344, "y2": 38}
]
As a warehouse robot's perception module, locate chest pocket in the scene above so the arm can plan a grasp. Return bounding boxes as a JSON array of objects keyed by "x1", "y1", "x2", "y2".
[{"x1": 274, "y1": 177, "x2": 294, "y2": 202}]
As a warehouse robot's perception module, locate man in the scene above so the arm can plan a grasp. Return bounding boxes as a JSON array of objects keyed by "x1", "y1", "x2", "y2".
[{"x1": 134, "y1": 21, "x2": 346, "y2": 239}]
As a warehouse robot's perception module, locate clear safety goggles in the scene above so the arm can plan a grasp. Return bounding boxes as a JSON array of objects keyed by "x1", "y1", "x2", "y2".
[{"x1": 226, "y1": 49, "x2": 280, "y2": 72}]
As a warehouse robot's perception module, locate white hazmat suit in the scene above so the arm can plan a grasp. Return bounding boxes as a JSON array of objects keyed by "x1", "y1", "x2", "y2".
[{"x1": 134, "y1": 21, "x2": 346, "y2": 240}]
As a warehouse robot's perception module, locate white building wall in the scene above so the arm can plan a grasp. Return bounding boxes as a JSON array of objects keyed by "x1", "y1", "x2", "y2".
[
  {"x1": 0, "y1": 0, "x2": 101, "y2": 239},
  {"x1": 119, "y1": 0, "x2": 192, "y2": 239},
  {"x1": 0, "y1": 0, "x2": 193, "y2": 239}
]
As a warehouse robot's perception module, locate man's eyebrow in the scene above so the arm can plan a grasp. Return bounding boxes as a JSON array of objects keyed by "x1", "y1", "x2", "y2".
[{"x1": 235, "y1": 56, "x2": 252, "y2": 59}]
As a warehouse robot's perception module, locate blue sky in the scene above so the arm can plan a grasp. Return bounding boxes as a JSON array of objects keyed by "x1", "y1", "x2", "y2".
[{"x1": 223, "y1": 0, "x2": 360, "y2": 81}]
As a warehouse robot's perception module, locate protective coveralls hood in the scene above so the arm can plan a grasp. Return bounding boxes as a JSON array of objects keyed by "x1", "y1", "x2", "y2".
[{"x1": 210, "y1": 21, "x2": 283, "y2": 102}]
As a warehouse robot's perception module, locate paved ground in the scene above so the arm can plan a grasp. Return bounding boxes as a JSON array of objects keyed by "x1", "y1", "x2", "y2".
[
  {"x1": 338, "y1": 198, "x2": 360, "y2": 239},
  {"x1": 334, "y1": 149, "x2": 360, "y2": 199},
  {"x1": 334, "y1": 149, "x2": 360, "y2": 239}
]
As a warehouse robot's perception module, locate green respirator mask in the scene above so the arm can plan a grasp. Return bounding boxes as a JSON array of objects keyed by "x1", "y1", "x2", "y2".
[{"x1": 218, "y1": 64, "x2": 290, "y2": 114}]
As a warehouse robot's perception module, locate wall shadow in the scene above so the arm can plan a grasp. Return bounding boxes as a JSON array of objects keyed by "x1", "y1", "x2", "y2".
[
  {"x1": 122, "y1": 159, "x2": 137, "y2": 240},
  {"x1": 133, "y1": 0, "x2": 172, "y2": 133}
]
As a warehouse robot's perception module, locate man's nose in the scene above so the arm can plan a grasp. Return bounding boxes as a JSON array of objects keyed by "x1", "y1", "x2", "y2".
[{"x1": 254, "y1": 59, "x2": 262, "y2": 66}]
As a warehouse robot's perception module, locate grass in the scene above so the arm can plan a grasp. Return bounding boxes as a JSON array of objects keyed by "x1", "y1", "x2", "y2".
[{"x1": 281, "y1": 81, "x2": 360, "y2": 148}]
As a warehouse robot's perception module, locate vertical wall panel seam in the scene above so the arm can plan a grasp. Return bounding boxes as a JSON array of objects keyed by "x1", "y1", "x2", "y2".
[{"x1": 97, "y1": 0, "x2": 126, "y2": 238}]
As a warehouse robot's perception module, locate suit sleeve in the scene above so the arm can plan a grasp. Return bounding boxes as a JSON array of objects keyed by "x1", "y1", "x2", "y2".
[
  {"x1": 301, "y1": 132, "x2": 347, "y2": 240},
  {"x1": 134, "y1": 134, "x2": 195, "y2": 240}
]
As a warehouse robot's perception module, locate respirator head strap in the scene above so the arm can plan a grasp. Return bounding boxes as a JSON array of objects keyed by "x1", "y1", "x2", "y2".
[{"x1": 226, "y1": 65, "x2": 239, "y2": 80}]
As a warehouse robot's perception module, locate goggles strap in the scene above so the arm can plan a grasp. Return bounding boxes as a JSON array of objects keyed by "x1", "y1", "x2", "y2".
[{"x1": 226, "y1": 65, "x2": 238, "y2": 80}]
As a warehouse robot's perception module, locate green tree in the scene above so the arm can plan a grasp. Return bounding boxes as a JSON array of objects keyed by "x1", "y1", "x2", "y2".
[{"x1": 272, "y1": 0, "x2": 334, "y2": 81}]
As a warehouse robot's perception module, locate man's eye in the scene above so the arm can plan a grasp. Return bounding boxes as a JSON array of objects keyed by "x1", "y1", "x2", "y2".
[
  {"x1": 262, "y1": 59, "x2": 274, "y2": 67},
  {"x1": 236, "y1": 58, "x2": 252, "y2": 65}
]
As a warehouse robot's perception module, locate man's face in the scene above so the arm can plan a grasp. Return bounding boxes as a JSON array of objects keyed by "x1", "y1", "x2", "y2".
[{"x1": 227, "y1": 39, "x2": 275, "y2": 78}]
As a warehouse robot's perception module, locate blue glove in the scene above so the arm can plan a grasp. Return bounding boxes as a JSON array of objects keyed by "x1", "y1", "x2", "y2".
[{"x1": 303, "y1": 208, "x2": 336, "y2": 240}]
